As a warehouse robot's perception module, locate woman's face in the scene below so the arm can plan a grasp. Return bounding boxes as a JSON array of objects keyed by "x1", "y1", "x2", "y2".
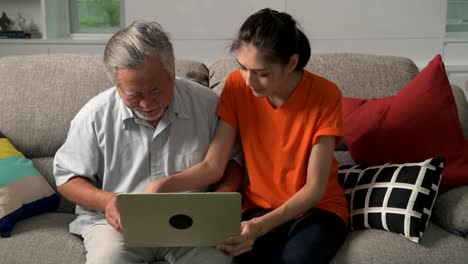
[{"x1": 236, "y1": 43, "x2": 295, "y2": 98}]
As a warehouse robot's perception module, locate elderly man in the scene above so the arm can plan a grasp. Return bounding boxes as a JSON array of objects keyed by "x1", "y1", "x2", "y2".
[{"x1": 53, "y1": 21, "x2": 242, "y2": 264}]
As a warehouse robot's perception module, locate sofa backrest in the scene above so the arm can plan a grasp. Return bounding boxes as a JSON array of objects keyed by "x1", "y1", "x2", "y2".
[
  {"x1": 209, "y1": 53, "x2": 468, "y2": 139},
  {"x1": 209, "y1": 53, "x2": 420, "y2": 98},
  {"x1": 0, "y1": 54, "x2": 112, "y2": 159},
  {"x1": 1, "y1": 53, "x2": 467, "y2": 213},
  {"x1": 0, "y1": 54, "x2": 209, "y2": 213},
  {"x1": 0, "y1": 53, "x2": 209, "y2": 160},
  {"x1": 465, "y1": 80, "x2": 468, "y2": 99}
]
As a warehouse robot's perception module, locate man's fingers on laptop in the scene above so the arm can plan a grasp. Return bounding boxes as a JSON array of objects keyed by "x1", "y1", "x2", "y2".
[
  {"x1": 117, "y1": 217, "x2": 121, "y2": 230},
  {"x1": 105, "y1": 193, "x2": 121, "y2": 231},
  {"x1": 108, "y1": 216, "x2": 119, "y2": 231},
  {"x1": 105, "y1": 210, "x2": 120, "y2": 231}
]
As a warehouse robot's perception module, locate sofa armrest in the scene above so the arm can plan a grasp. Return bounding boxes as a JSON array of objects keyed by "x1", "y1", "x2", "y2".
[
  {"x1": 451, "y1": 84, "x2": 468, "y2": 139},
  {"x1": 432, "y1": 186, "x2": 468, "y2": 236},
  {"x1": 464, "y1": 80, "x2": 468, "y2": 101}
]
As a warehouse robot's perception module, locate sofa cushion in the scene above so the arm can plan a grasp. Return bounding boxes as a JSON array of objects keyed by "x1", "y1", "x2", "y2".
[
  {"x1": 175, "y1": 59, "x2": 209, "y2": 87},
  {"x1": 0, "y1": 213, "x2": 85, "y2": 264},
  {"x1": 451, "y1": 84, "x2": 468, "y2": 139},
  {"x1": 331, "y1": 222, "x2": 468, "y2": 264},
  {"x1": 343, "y1": 54, "x2": 467, "y2": 192},
  {"x1": 0, "y1": 133, "x2": 59, "y2": 237},
  {"x1": 0, "y1": 55, "x2": 113, "y2": 159},
  {"x1": 464, "y1": 80, "x2": 468, "y2": 101},
  {"x1": 334, "y1": 151, "x2": 355, "y2": 167},
  {"x1": 338, "y1": 157, "x2": 443, "y2": 243},
  {"x1": 305, "y1": 53, "x2": 420, "y2": 98},
  {"x1": 432, "y1": 186, "x2": 468, "y2": 236}
]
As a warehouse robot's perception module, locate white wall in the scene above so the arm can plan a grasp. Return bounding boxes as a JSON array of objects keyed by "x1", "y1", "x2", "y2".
[
  {"x1": 288, "y1": 0, "x2": 446, "y2": 67},
  {"x1": 124, "y1": 0, "x2": 447, "y2": 66},
  {"x1": 124, "y1": 0, "x2": 285, "y2": 64},
  {"x1": 1, "y1": 0, "x2": 468, "y2": 87},
  {"x1": 123, "y1": 0, "x2": 467, "y2": 87}
]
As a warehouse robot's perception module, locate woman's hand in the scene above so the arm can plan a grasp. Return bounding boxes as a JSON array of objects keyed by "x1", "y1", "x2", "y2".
[
  {"x1": 217, "y1": 218, "x2": 262, "y2": 256},
  {"x1": 143, "y1": 178, "x2": 165, "y2": 193}
]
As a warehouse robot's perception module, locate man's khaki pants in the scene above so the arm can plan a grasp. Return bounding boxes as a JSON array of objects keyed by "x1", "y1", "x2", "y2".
[{"x1": 82, "y1": 223, "x2": 232, "y2": 264}]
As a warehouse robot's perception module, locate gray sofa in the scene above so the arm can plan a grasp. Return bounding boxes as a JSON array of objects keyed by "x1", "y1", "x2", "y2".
[
  {"x1": 465, "y1": 80, "x2": 468, "y2": 100},
  {"x1": 0, "y1": 53, "x2": 467, "y2": 264}
]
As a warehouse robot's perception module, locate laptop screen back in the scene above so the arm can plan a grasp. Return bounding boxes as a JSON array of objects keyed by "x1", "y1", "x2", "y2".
[{"x1": 117, "y1": 192, "x2": 241, "y2": 247}]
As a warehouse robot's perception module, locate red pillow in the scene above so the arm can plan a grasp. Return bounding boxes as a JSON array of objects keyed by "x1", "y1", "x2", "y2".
[
  {"x1": 441, "y1": 141, "x2": 468, "y2": 192},
  {"x1": 343, "y1": 54, "x2": 466, "y2": 192}
]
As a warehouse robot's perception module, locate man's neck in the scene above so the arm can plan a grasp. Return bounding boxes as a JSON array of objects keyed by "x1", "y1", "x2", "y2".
[{"x1": 148, "y1": 119, "x2": 160, "y2": 128}]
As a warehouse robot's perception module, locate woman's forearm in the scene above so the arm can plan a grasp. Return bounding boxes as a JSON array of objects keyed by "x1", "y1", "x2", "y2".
[
  {"x1": 253, "y1": 183, "x2": 326, "y2": 236},
  {"x1": 154, "y1": 159, "x2": 225, "y2": 192}
]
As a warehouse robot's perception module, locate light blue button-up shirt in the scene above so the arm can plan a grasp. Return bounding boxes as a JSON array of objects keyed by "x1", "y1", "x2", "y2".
[{"x1": 54, "y1": 77, "x2": 220, "y2": 235}]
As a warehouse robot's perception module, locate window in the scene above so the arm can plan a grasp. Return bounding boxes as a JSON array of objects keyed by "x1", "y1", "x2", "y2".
[
  {"x1": 446, "y1": 0, "x2": 468, "y2": 33},
  {"x1": 69, "y1": 0, "x2": 123, "y2": 34}
]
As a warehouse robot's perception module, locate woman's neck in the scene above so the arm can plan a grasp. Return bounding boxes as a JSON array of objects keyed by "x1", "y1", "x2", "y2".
[{"x1": 268, "y1": 70, "x2": 303, "y2": 108}]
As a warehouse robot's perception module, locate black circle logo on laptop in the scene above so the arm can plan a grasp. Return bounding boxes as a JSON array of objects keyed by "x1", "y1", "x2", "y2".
[{"x1": 169, "y1": 214, "x2": 193, "y2": 229}]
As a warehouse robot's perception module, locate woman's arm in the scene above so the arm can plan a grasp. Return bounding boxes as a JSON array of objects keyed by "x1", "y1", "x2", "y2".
[
  {"x1": 218, "y1": 135, "x2": 335, "y2": 255},
  {"x1": 144, "y1": 120, "x2": 238, "y2": 193},
  {"x1": 214, "y1": 159, "x2": 245, "y2": 192}
]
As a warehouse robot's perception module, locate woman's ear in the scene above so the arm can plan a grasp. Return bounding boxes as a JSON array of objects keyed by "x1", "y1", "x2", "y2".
[{"x1": 287, "y1": 54, "x2": 299, "y2": 72}]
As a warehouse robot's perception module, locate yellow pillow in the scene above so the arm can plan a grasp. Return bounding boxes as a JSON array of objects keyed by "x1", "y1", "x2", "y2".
[{"x1": 0, "y1": 133, "x2": 59, "y2": 237}]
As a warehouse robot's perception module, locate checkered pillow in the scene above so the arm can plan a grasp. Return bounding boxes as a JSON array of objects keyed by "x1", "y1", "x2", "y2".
[{"x1": 338, "y1": 157, "x2": 444, "y2": 243}]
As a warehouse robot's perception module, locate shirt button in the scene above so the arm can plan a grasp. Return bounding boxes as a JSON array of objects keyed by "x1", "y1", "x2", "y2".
[{"x1": 152, "y1": 162, "x2": 161, "y2": 170}]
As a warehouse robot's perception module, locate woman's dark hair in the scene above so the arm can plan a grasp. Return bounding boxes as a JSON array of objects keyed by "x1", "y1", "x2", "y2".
[{"x1": 231, "y1": 8, "x2": 311, "y2": 71}]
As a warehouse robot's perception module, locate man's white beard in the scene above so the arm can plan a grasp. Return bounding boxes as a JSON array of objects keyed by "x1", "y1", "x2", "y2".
[{"x1": 134, "y1": 108, "x2": 165, "y2": 121}]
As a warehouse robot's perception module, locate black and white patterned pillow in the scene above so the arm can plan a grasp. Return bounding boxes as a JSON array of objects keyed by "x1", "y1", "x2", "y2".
[{"x1": 338, "y1": 157, "x2": 444, "y2": 243}]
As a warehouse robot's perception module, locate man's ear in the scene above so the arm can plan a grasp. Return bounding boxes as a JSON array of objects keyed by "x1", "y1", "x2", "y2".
[{"x1": 287, "y1": 54, "x2": 299, "y2": 72}]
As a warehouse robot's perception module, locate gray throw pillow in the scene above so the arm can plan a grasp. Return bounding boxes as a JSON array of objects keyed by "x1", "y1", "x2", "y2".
[{"x1": 431, "y1": 185, "x2": 468, "y2": 236}]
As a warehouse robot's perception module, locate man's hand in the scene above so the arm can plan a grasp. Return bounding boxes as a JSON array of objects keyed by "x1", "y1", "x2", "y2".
[
  {"x1": 104, "y1": 193, "x2": 121, "y2": 231},
  {"x1": 216, "y1": 218, "x2": 262, "y2": 256}
]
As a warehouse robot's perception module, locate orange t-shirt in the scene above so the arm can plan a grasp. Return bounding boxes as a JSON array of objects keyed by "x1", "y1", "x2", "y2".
[{"x1": 217, "y1": 70, "x2": 348, "y2": 224}]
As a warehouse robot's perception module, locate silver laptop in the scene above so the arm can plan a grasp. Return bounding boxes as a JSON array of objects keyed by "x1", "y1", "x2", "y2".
[{"x1": 117, "y1": 192, "x2": 241, "y2": 247}]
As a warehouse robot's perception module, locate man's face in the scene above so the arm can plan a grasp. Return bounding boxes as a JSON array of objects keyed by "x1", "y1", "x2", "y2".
[{"x1": 115, "y1": 57, "x2": 174, "y2": 123}]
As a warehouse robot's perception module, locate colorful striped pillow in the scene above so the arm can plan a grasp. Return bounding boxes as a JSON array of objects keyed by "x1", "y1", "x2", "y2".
[{"x1": 0, "y1": 132, "x2": 59, "y2": 237}]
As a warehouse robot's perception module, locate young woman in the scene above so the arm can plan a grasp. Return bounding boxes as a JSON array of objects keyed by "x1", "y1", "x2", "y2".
[{"x1": 144, "y1": 8, "x2": 348, "y2": 263}]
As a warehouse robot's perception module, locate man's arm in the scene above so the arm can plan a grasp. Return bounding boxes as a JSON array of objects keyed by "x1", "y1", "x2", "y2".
[
  {"x1": 214, "y1": 160, "x2": 244, "y2": 192},
  {"x1": 57, "y1": 177, "x2": 122, "y2": 230},
  {"x1": 57, "y1": 177, "x2": 115, "y2": 211}
]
